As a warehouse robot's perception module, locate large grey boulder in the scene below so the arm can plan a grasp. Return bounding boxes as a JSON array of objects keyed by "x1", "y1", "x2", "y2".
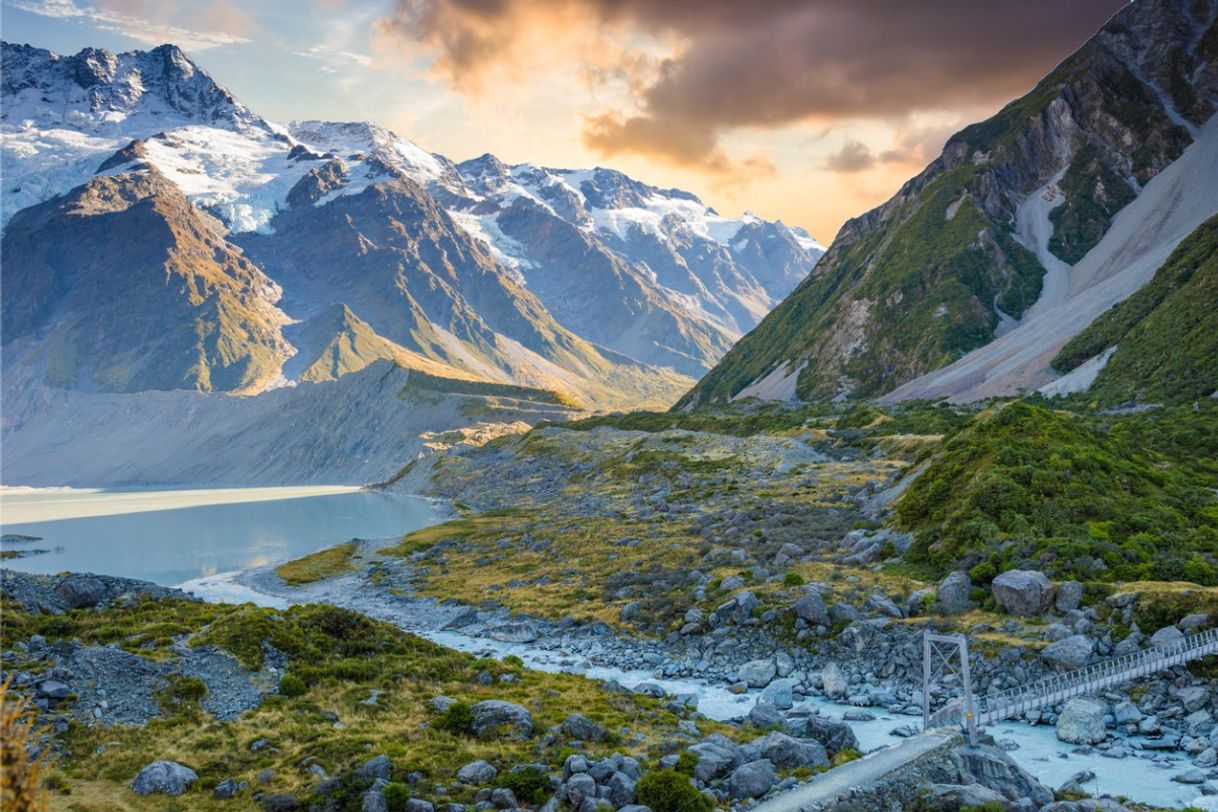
[
  {"x1": 470, "y1": 700, "x2": 534, "y2": 739},
  {"x1": 925, "y1": 782, "x2": 1008, "y2": 811},
  {"x1": 687, "y1": 738, "x2": 738, "y2": 783},
  {"x1": 357, "y1": 755, "x2": 392, "y2": 783},
  {"x1": 561, "y1": 713, "x2": 607, "y2": 742},
  {"x1": 456, "y1": 760, "x2": 498, "y2": 785},
  {"x1": 1057, "y1": 698, "x2": 1108, "y2": 744},
  {"x1": 1149, "y1": 625, "x2": 1184, "y2": 647},
  {"x1": 737, "y1": 658, "x2": 777, "y2": 688},
  {"x1": 793, "y1": 591, "x2": 830, "y2": 626},
  {"x1": 748, "y1": 701, "x2": 786, "y2": 729},
  {"x1": 991, "y1": 570, "x2": 1054, "y2": 616},
  {"x1": 738, "y1": 732, "x2": 828, "y2": 769},
  {"x1": 563, "y1": 773, "x2": 597, "y2": 807},
  {"x1": 56, "y1": 574, "x2": 108, "y2": 609},
  {"x1": 760, "y1": 678, "x2": 796, "y2": 710},
  {"x1": 607, "y1": 771, "x2": 637, "y2": 807},
  {"x1": 1055, "y1": 580, "x2": 1084, "y2": 613},
  {"x1": 1041, "y1": 635, "x2": 1094, "y2": 670},
  {"x1": 820, "y1": 662, "x2": 848, "y2": 700},
  {"x1": 131, "y1": 760, "x2": 199, "y2": 796},
  {"x1": 728, "y1": 759, "x2": 776, "y2": 800},
  {"x1": 936, "y1": 571, "x2": 974, "y2": 614},
  {"x1": 951, "y1": 743, "x2": 1053, "y2": 806},
  {"x1": 798, "y1": 715, "x2": 860, "y2": 755}
]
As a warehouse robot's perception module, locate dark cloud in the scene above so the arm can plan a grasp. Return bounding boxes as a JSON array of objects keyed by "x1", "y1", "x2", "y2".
[
  {"x1": 381, "y1": 0, "x2": 1127, "y2": 172},
  {"x1": 824, "y1": 140, "x2": 876, "y2": 174}
]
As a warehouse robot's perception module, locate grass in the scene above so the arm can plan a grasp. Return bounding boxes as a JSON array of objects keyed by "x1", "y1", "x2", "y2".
[
  {"x1": 0, "y1": 594, "x2": 727, "y2": 812},
  {"x1": 275, "y1": 541, "x2": 360, "y2": 585}
]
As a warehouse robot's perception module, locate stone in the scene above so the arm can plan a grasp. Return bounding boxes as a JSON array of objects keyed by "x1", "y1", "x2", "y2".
[
  {"x1": 56, "y1": 574, "x2": 108, "y2": 609},
  {"x1": 563, "y1": 773, "x2": 597, "y2": 807},
  {"x1": 821, "y1": 662, "x2": 848, "y2": 700},
  {"x1": 37, "y1": 680, "x2": 70, "y2": 700},
  {"x1": 1055, "y1": 580, "x2": 1084, "y2": 613},
  {"x1": 1113, "y1": 701, "x2": 1143, "y2": 725},
  {"x1": 737, "y1": 658, "x2": 777, "y2": 688},
  {"x1": 1041, "y1": 635, "x2": 1094, "y2": 670},
  {"x1": 260, "y1": 795, "x2": 303, "y2": 812},
  {"x1": 1057, "y1": 698, "x2": 1108, "y2": 745},
  {"x1": 952, "y1": 743, "x2": 1054, "y2": 806},
  {"x1": 738, "y1": 732, "x2": 828, "y2": 769},
  {"x1": 213, "y1": 777, "x2": 247, "y2": 799},
  {"x1": 937, "y1": 571, "x2": 974, "y2": 614},
  {"x1": 619, "y1": 602, "x2": 644, "y2": 622},
  {"x1": 488, "y1": 788, "x2": 515, "y2": 809},
  {"x1": 799, "y1": 715, "x2": 859, "y2": 755},
  {"x1": 561, "y1": 713, "x2": 607, "y2": 742},
  {"x1": 728, "y1": 760, "x2": 776, "y2": 800},
  {"x1": 1178, "y1": 686, "x2": 1210, "y2": 713},
  {"x1": 991, "y1": 570, "x2": 1054, "y2": 616},
  {"x1": 864, "y1": 593, "x2": 903, "y2": 618},
  {"x1": 470, "y1": 700, "x2": 534, "y2": 740},
  {"x1": 607, "y1": 771, "x2": 637, "y2": 807},
  {"x1": 358, "y1": 755, "x2": 392, "y2": 783},
  {"x1": 1149, "y1": 625, "x2": 1184, "y2": 647},
  {"x1": 1173, "y1": 769, "x2": 1206, "y2": 784},
  {"x1": 457, "y1": 760, "x2": 498, "y2": 785},
  {"x1": 925, "y1": 782, "x2": 1008, "y2": 810},
  {"x1": 748, "y1": 701, "x2": 786, "y2": 729},
  {"x1": 760, "y1": 678, "x2": 796, "y2": 710},
  {"x1": 131, "y1": 760, "x2": 199, "y2": 796},
  {"x1": 793, "y1": 591, "x2": 830, "y2": 627},
  {"x1": 687, "y1": 739, "x2": 738, "y2": 783},
  {"x1": 363, "y1": 789, "x2": 389, "y2": 812}
]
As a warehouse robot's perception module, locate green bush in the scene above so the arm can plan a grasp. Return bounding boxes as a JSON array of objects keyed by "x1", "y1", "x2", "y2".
[
  {"x1": 783, "y1": 572, "x2": 806, "y2": 587},
  {"x1": 434, "y1": 701, "x2": 473, "y2": 735},
  {"x1": 279, "y1": 673, "x2": 307, "y2": 698},
  {"x1": 384, "y1": 783, "x2": 410, "y2": 809},
  {"x1": 636, "y1": 770, "x2": 712, "y2": 812},
  {"x1": 674, "y1": 751, "x2": 699, "y2": 777},
  {"x1": 496, "y1": 766, "x2": 549, "y2": 805}
]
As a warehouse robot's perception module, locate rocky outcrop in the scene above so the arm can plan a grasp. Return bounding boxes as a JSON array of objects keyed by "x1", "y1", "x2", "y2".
[{"x1": 991, "y1": 570, "x2": 1055, "y2": 617}]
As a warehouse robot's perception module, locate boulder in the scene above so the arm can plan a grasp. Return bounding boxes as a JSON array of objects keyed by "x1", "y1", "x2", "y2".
[
  {"x1": 951, "y1": 743, "x2": 1053, "y2": 806},
  {"x1": 793, "y1": 591, "x2": 830, "y2": 627},
  {"x1": 1149, "y1": 625, "x2": 1184, "y2": 647},
  {"x1": 358, "y1": 755, "x2": 392, "y2": 783},
  {"x1": 1041, "y1": 635, "x2": 1094, "y2": 670},
  {"x1": 470, "y1": 700, "x2": 533, "y2": 740},
  {"x1": 131, "y1": 760, "x2": 199, "y2": 796},
  {"x1": 925, "y1": 782, "x2": 1008, "y2": 811},
  {"x1": 936, "y1": 571, "x2": 974, "y2": 614},
  {"x1": 991, "y1": 570, "x2": 1054, "y2": 616},
  {"x1": 748, "y1": 701, "x2": 786, "y2": 729},
  {"x1": 728, "y1": 759, "x2": 776, "y2": 800},
  {"x1": 456, "y1": 760, "x2": 497, "y2": 785},
  {"x1": 821, "y1": 662, "x2": 848, "y2": 700},
  {"x1": 563, "y1": 773, "x2": 597, "y2": 807},
  {"x1": 1178, "y1": 686, "x2": 1210, "y2": 713},
  {"x1": 737, "y1": 658, "x2": 777, "y2": 688},
  {"x1": 213, "y1": 777, "x2": 247, "y2": 799},
  {"x1": 760, "y1": 678, "x2": 796, "y2": 710},
  {"x1": 738, "y1": 732, "x2": 828, "y2": 769},
  {"x1": 363, "y1": 788, "x2": 389, "y2": 812},
  {"x1": 798, "y1": 715, "x2": 859, "y2": 755},
  {"x1": 687, "y1": 739, "x2": 738, "y2": 783},
  {"x1": 56, "y1": 574, "x2": 108, "y2": 609},
  {"x1": 607, "y1": 771, "x2": 637, "y2": 807},
  {"x1": 1056, "y1": 698, "x2": 1108, "y2": 744},
  {"x1": 1055, "y1": 580, "x2": 1084, "y2": 613},
  {"x1": 561, "y1": 713, "x2": 607, "y2": 742}
]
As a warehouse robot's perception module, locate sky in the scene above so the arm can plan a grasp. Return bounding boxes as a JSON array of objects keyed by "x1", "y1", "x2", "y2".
[{"x1": 1, "y1": 0, "x2": 1127, "y2": 242}]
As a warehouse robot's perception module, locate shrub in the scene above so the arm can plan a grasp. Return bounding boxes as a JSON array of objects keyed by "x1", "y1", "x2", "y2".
[
  {"x1": 383, "y1": 783, "x2": 410, "y2": 809},
  {"x1": 279, "y1": 673, "x2": 307, "y2": 698},
  {"x1": 674, "y1": 751, "x2": 699, "y2": 777},
  {"x1": 434, "y1": 701, "x2": 473, "y2": 735},
  {"x1": 783, "y1": 572, "x2": 806, "y2": 587},
  {"x1": 497, "y1": 766, "x2": 548, "y2": 805},
  {"x1": 636, "y1": 770, "x2": 712, "y2": 812}
]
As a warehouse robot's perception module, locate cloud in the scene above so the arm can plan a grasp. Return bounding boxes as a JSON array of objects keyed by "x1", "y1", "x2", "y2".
[
  {"x1": 10, "y1": 0, "x2": 253, "y2": 50},
  {"x1": 378, "y1": 0, "x2": 1125, "y2": 173},
  {"x1": 824, "y1": 140, "x2": 875, "y2": 173}
]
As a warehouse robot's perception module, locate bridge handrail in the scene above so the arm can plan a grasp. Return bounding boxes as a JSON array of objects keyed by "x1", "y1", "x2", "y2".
[{"x1": 925, "y1": 627, "x2": 1218, "y2": 730}]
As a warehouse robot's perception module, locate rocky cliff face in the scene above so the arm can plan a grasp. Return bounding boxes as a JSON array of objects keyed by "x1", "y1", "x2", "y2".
[{"x1": 681, "y1": 0, "x2": 1218, "y2": 406}]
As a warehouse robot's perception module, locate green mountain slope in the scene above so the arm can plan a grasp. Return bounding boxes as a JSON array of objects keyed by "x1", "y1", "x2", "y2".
[
  {"x1": 1051, "y1": 214, "x2": 1218, "y2": 403},
  {"x1": 679, "y1": 0, "x2": 1216, "y2": 407},
  {"x1": 895, "y1": 400, "x2": 1218, "y2": 585}
]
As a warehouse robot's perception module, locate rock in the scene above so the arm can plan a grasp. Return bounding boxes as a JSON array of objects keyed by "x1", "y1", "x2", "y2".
[
  {"x1": 617, "y1": 806, "x2": 653, "y2": 812},
  {"x1": 363, "y1": 788, "x2": 389, "y2": 812},
  {"x1": 925, "y1": 782, "x2": 1008, "y2": 811},
  {"x1": 991, "y1": 570, "x2": 1054, "y2": 616},
  {"x1": 1055, "y1": 580, "x2": 1084, "y2": 613},
  {"x1": 937, "y1": 571, "x2": 974, "y2": 614},
  {"x1": 793, "y1": 591, "x2": 830, "y2": 627},
  {"x1": 687, "y1": 739, "x2": 738, "y2": 783},
  {"x1": 821, "y1": 662, "x2": 848, "y2": 700},
  {"x1": 1149, "y1": 625, "x2": 1184, "y2": 647},
  {"x1": 607, "y1": 771, "x2": 637, "y2": 807},
  {"x1": 619, "y1": 602, "x2": 644, "y2": 622},
  {"x1": 1194, "y1": 747, "x2": 1217, "y2": 768},
  {"x1": 489, "y1": 788, "x2": 515, "y2": 809},
  {"x1": 1180, "y1": 613, "x2": 1211, "y2": 630},
  {"x1": 1178, "y1": 686, "x2": 1210, "y2": 713},
  {"x1": 442, "y1": 606, "x2": 479, "y2": 629},
  {"x1": 457, "y1": 760, "x2": 498, "y2": 785},
  {"x1": 1057, "y1": 698, "x2": 1108, "y2": 744},
  {"x1": 563, "y1": 773, "x2": 597, "y2": 807},
  {"x1": 748, "y1": 701, "x2": 786, "y2": 729},
  {"x1": 632, "y1": 683, "x2": 667, "y2": 698},
  {"x1": 260, "y1": 795, "x2": 303, "y2": 812},
  {"x1": 131, "y1": 760, "x2": 199, "y2": 796},
  {"x1": 799, "y1": 716, "x2": 859, "y2": 755},
  {"x1": 358, "y1": 755, "x2": 392, "y2": 783},
  {"x1": 739, "y1": 732, "x2": 828, "y2": 769},
  {"x1": 760, "y1": 678, "x2": 796, "y2": 710},
  {"x1": 952, "y1": 743, "x2": 1053, "y2": 806},
  {"x1": 56, "y1": 574, "x2": 108, "y2": 609},
  {"x1": 737, "y1": 658, "x2": 777, "y2": 688},
  {"x1": 1112, "y1": 701, "x2": 1143, "y2": 724},
  {"x1": 37, "y1": 680, "x2": 70, "y2": 700},
  {"x1": 488, "y1": 622, "x2": 539, "y2": 643},
  {"x1": 865, "y1": 593, "x2": 903, "y2": 618},
  {"x1": 561, "y1": 713, "x2": 606, "y2": 742},
  {"x1": 1173, "y1": 769, "x2": 1206, "y2": 784},
  {"x1": 470, "y1": 700, "x2": 533, "y2": 740},
  {"x1": 1041, "y1": 635, "x2": 1094, "y2": 669},
  {"x1": 728, "y1": 760, "x2": 776, "y2": 800},
  {"x1": 213, "y1": 777, "x2": 247, "y2": 799}
]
